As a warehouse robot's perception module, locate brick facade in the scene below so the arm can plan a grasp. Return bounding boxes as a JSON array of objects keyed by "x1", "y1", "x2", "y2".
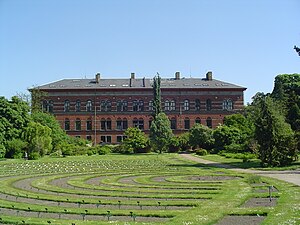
[{"x1": 34, "y1": 72, "x2": 246, "y2": 144}]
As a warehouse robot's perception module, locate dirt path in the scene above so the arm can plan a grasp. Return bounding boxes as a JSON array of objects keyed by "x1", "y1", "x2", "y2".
[{"x1": 179, "y1": 154, "x2": 300, "y2": 186}]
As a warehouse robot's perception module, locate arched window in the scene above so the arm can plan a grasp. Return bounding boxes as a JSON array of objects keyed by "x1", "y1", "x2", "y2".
[
  {"x1": 206, "y1": 99, "x2": 212, "y2": 111},
  {"x1": 206, "y1": 117, "x2": 212, "y2": 128},
  {"x1": 184, "y1": 99, "x2": 189, "y2": 111},
  {"x1": 64, "y1": 100, "x2": 70, "y2": 112},
  {"x1": 170, "y1": 100, "x2": 176, "y2": 111},
  {"x1": 184, "y1": 118, "x2": 190, "y2": 130},
  {"x1": 133, "y1": 100, "x2": 144, "y2": 111},
  {"x1": 86, "y1": 100, "x2": 92, "y2": 112},
  {"x1": 116, "y1": 100, "x2": 122, "y2": 111},
  {"x1": 170, "y1": 117, "x2": 177, "y2": 130},
  {"x1": 133, "y1": 118, "x2": 144, "y2": 130},
  {"x1": 222, "y1": 99, "x2": 233, "y2": 110},
  {"x1": 48, "y1": 100, "x2": 53, "y2": 113},
  {"x1": 195, "y1": 99, "x2": 200, "y2": 111},
  {"x1": 100, "y1": 100, "x2": 111, "y2": 111},
  {"x1": 86, "y1": 119, "x2": 92, "y2": 131},
  {"x1": 75, "y1": 118, "x2": 81, "y2": 131},
  {"x1": 100, "y1": 118, "x2": 111, "y2": 130},
  {"x1": 75, "y1": 100, "x2": 81, "y2": 112},
  {"x1": 195, "y1": 117, "x2": 201, "y2": 124},
  {"x1": 64, "y1": 118, "x2": 70, "y2": 130},
  {"x1": 165, "y1": 100, "x2": 170, "y2": 111}
]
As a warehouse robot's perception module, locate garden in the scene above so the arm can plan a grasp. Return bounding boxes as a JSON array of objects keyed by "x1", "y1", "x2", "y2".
[{"x1": 0, "y1": 154, "x2": 299, "y2": 225}]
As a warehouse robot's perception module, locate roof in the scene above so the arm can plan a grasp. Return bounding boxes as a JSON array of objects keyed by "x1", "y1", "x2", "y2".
[{"x1": 32, "y1": 76, "x2": 246, "y2": 91}]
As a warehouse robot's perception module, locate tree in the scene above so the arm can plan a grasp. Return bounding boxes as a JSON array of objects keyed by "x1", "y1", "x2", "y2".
[
  {"x1": 31, "y1": 112, "x2": 69, "y2": 151},
  {"x1": 122, "y1": 127, "x2": 149, "y2": 154},
  {"x1": 213, "y1": 125, "x2": 242, "y2": 150},
  {"x1": 149, "y1": 113, "x2": 173, "y2": 153},
  {"x1": 189, "y1": 124, "x2": 214, "y2": 150},
  {"x1": 5, "y1": 139, "x2": 27, "y2": 159},
  {"x1": 22, "y1": 121, "x2": 52, "y2": 159},
  {"x1": 254, "y1": 96, "x2": 297, "y2": 166},
  {"x1": 152, "y1": 73, "x2": 161, "y2": 117}
]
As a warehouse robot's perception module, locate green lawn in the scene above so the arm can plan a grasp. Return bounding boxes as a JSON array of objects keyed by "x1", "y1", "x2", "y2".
[
  {"x1": 0, "y1": 154, "x2": 298, "y2": 224},
  {"x1": 198, "y1": 154, "x2": 300, "y2": 170}
]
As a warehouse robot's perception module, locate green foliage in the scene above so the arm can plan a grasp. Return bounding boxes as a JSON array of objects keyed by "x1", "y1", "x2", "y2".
[
  {"x1": 0, "y1": 96, "x2": 31, "y2": 142},
  {"x1": 122, "y1": 127, "x2": 149, "y2": 154},
  {"x1": 189, "y1": 123, "x2": 214, "y2": 150},
  {"x1": 31, "y1": 112, "x2": 68, "y2": 151},
  {"x1": 195, "y1": 149, "x2": 208, "y2": 156},
  {"x1": 96, "y1": 145, "x2": 112, "y2": 155},
  {"x1": 149, "y1": 113, "x2": 173, "y2": 153},
  {"x1": 213, "y1": 125, "x2": 242, "y2": 150},
  {"x1": 152, "y1": 74, "x2": 162, "y2": 117},
  {"x1": 0, "y1": 144, "x2": 5, "y2": 158},
  {"x1": 247, "y1": 175, "x2": 262, "y2": 184},
  {"x1": 22, "y1": 121, "x2": 52, "y2": 159},
  {"x1": 177, "y1": 132, "x2": 191, "y2": 151},
  {"x1": 5, "y1": 139, "x2": 27, "y2": 159},
  {"x1": 168, "y1": 136, "x2": 180, "y2": 153},
  {"x1": 254, "y1": 96, "x2": 298, "y2": 166}
]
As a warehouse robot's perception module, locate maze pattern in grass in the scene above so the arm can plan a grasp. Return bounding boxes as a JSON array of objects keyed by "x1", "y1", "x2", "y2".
[{"x1": 0, "y1": 154, "x2": 298, "y2": 225}]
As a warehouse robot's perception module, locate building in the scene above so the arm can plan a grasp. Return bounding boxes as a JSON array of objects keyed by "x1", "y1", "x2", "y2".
[{"x1": 32, "y1": 71, "x2": 246, "y2": 144}]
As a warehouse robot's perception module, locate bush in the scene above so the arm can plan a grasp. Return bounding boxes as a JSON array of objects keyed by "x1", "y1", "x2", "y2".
[
  {"x1": 0, "y1": 144, "x2": 6, "y2": 158},
  {"x1": 195, "y1": 149, "x2": 208, "y2": 156},
  {"x1": 97, "y1": 145, "x2": 111, "y2": 155},
  {"x1": 224, "y1": 143, "x2": 245, "y2": 153},
  {"x1": 28, "y1": 152, "x2": 40, "y2": 160}
]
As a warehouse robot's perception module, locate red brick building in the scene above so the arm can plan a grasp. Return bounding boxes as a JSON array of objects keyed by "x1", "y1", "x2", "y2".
[{"x1": 33, "y1": 71, "x2": 246, "y2": 144}]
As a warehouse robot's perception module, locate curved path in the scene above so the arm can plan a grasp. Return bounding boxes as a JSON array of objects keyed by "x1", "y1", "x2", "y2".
[{"x1": 179, "y1": 154, "x2": 300, "y2": 186}]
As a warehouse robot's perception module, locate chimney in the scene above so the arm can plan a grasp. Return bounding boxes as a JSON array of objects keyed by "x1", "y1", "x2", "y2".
[
  {"x1": 95, "y1": 73, "x2": 100, "y2": 83},
  {"x1": 143, "y1": 77, "x2": 146, "y2": 87},
  {"x1": 131, "y1": 72, "x2": 135, "y2": 79},
  {"x1": 175, "y1": 71, "x2": 180, "y2": 80},
  {"x1": 206, "y1": 71, "x2": 212, "y2": 81}
]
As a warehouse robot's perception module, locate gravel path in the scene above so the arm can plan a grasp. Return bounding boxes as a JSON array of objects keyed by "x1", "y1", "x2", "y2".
[{"x1": 179, "y1": 154, "x2": 300, "y2": 186}]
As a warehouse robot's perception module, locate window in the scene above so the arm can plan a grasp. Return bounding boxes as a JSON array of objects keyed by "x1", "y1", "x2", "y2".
[
  {"x1": 86, "y1": 135, "x2": 92, "y2": 141},
  {"x1": 100, "y1": 119, "x2": 111, "y2": 130},
  {"x1": 122, "y1": 100, "x2": 128, "y2": 111},
  {"x1": 117, "y1": 135, "x2": 126, "y2": 143},
  {"x1": 133, "y1": 100, "x2": 144, "y2": 111},
  {"x1": 195, "y1": 99, "x2": 200, "y2": 111},
  {"x1": 195, "y1": 118, "x2": 201, "y2": 124},
  {"x1": 75, "y1": 100, "x2": 81, "y2": 112},
  {"x1": 64, "y1": 118, "x2": 70, "y2": 130},
  {"x1": 116, "y1": 119, "x2": 128, "y2": 130},
  {"x1": 133, "y1": 118, "x2": 144, "y2": 130},
  {"x1": 100, "y1": 136, "x2": 112, "y2": 143},
  {"x1": 223, "y1": 99, "x2": 233, "y2": 110},
  {"x1": 184, "y1": 99, "x2": 189, "y2": 111},
  {"x1": 116, "y1": 100, "x2": 122, "y2": 111},
  {"x1": 86, "y1": 100, "x2": 92, "y2": 112},
  {"x1": 86, "y1": 119, "x2": 92, "y2": 131},
  {"x1": 149, "y1": 100, "x2": 154, "y2": 111},
  {"x1": 184, "y1": 118, "x2": 190, "y2": 130},
  {"x1": 206, "y1": 117, "x2": 212, "y2": 128},
  {"x1": 170, "y1": 100, "x2": 176, "y2": 111},
  {"x1": 165, "y1": 100, "x2": 170, "y2": 111},
  {"x1": 64, "y1": 100, "x2": 70, "y2": 112},
  {"x1": 100, "y1": 100, "x2": 111, "y2": 112},
  {"x1": 48, "y1": 100, "x2": 53, "y2": 113},
  {"x1": 206, "y1": 99, "x2": 212, "y2": 111},
  {"x1": 170, "y1": 118, "x2": 177, "y2": 130},
  {"x1": 75, "y1": 118, "x2": 81, "y2": 131}
]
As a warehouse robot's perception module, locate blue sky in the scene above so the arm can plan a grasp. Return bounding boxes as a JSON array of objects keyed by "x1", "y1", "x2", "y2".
[{"x1": 0, "y1": 0, "x2": 299, "y2": 104}]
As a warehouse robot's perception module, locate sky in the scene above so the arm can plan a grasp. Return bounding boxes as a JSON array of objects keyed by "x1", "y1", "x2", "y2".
[{"x1": 0, "y1": 0, "x2": 299, "y2": 104}]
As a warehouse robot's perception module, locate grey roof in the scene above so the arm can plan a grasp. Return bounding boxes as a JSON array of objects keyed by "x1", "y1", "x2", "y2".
[{"x1": 33, "y1": 77, "x2": 246, "y2": 90}]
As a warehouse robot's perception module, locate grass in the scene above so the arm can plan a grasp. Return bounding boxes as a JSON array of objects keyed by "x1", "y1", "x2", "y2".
[
  {"x1": 198, "y1": 154, "x2": 300, "y2": 170},
  {"x1": 0, "y1": 153, "x2": 298, "y2": 224}
]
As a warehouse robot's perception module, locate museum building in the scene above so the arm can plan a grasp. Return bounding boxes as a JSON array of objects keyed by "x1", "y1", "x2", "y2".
[{"x1": 32, "y1": 71, "x2": 246, "y2": 144}]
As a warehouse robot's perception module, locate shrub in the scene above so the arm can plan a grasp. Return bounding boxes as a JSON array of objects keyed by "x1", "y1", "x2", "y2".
[
  {"x1": 28, "y1": 152, "x2": 40, "y2": 160},
  {"x1": 195, "y1": 149, "x2": 208, "y2": 156},
  {"x1": 97, "y1": 145, "x2": 111, "y2": 155},
  {"x1": 224, "y1": 143, "x2": 246, "y2": 153}
]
